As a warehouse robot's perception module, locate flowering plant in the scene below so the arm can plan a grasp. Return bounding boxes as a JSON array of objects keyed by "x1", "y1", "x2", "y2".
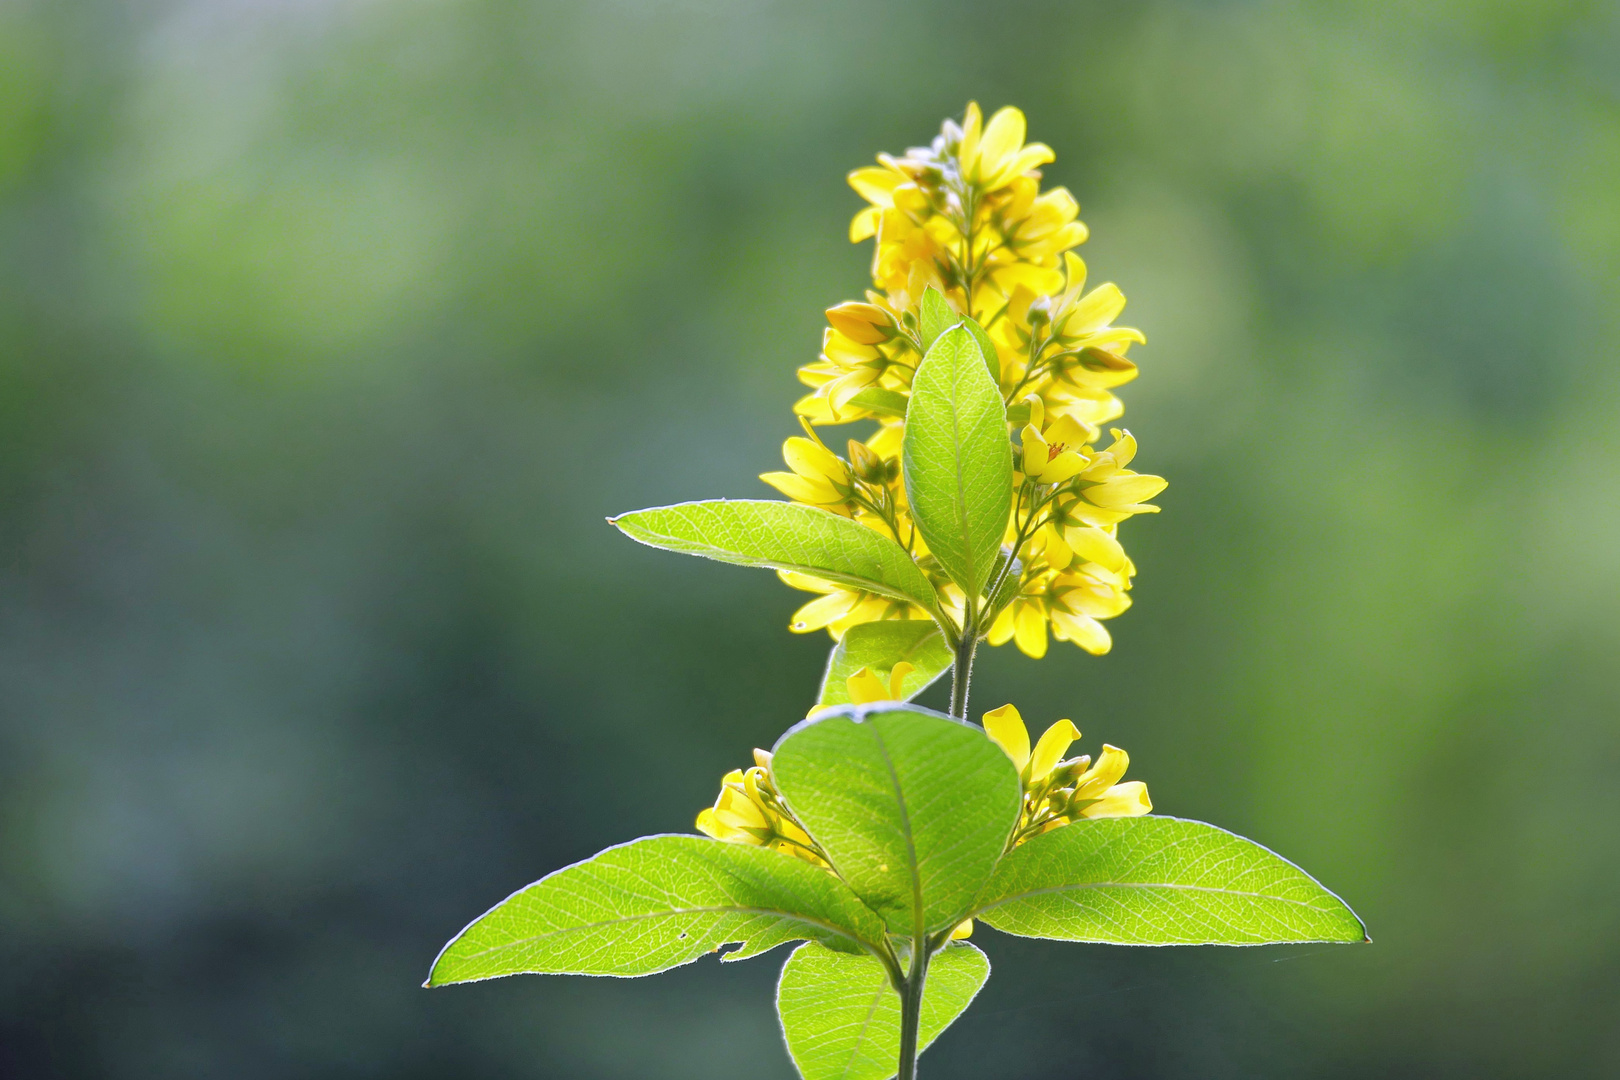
[{"x1": 427, "y1": 105, "x2": 1364, "y2": 1080}]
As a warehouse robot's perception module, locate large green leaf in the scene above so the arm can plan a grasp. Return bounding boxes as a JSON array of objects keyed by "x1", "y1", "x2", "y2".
[
  {"x1": 902, "y1": 327, "x2": 1013, "y2": 602},
  {"x1": 427, "y1": 835, "x2": 887, "y2": 986},
  {"x1": 973, "y1": 816, "x2": 1368, "y2": 945},
  {"x1": 816, "y1": 621, "x2": 953, "y2": 710},
  {"x1": 771, "y1": 705, "x2": 1022, "y2": 935},
  {"x1": 610, "y1": 500, "x2": 939, "y2": 616},
  {"x1": 777, "y1": 941, "x2": 989, "y2": 1080}
]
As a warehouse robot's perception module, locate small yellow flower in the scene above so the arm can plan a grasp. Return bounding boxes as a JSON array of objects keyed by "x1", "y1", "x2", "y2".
[
  {"x1": 1018, "y1": 396, "x2": 1094, "y2": 485},
  {"x1": 845, "y1": 662, "x2": 916, "y2": 705},
  {"x1": 695, "y1": 750, "x2": 830, "y2": 868},
  {"x1": 760, "y1": 427, "x2": 855, "y2": 511},
  {"x1": 778, "y1": 571, "x2": 928, "y2": 639},
  {"x1": 980, "y1": 704, "x2": 1151, "y2": 847}
]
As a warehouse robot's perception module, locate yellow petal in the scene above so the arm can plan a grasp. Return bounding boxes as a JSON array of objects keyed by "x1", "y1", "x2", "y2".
[
  {"x1": 981, "y1": 703, "x2": 1030, "y2": 770},
  {"x1": 1061, "y1": 251, "x2": 1087, "y2": 294},
  {"x1": 1039, "y1": 450, "x2": 1088, "y2": 485},
  {"x1": 695, "y1": 807, "x2": 724, "y2": 839},
  {"x1": 1105, "y1": 428, "x2": 1138, "y2": 468},
  {"x1": 986, "y1": 606, "x2": 1016, "y2": 646},
  {"x1": 1063, "y1": 283, "x2": 1127, "y2": 337},
  {"x1": 826, "y1": 302, "x2": 891, "y2": 345},
  {"x1": 1010, "y1": 142, "x2": 1055, "y2": 175},
  {"x1": 1073, "y1": 744, "x2": 1130, "y2": 800},
  {"x1": 1020, "y1": 424, "x2": 1050, "y2": 477},
  {"x1": 1085, "y1": 473, "x2": 1167, "y2": 508},
  {"x1": 1028, "y1": 719, "x2": 1080, "y2": 783},
  {"x1": 848, "y1": 166, "x2": 901, "y2": 207},
  {"x1": 887, "y1": 660, "x2": 916, "y2": 700},
  {"x1": 958, "y1": 101, "x2": 983, "y2": 176},
  {"x1": 976, "y1": 106, "x2": 1026, "y2": 186},
  {"x1": 716, "y1": 787, "x2": 770, "y2": 830},
  {"x1": 1021, "y1": 394, "x2": 1045, "y2": 431},
  {"x1": 753, "y1": 748, "x2": 773, "y2": 769},
  {"x1": 1014, "y1": 602, "x2": 1048, "y2": 658},
  {"x1": 781, "y1": 436, "x2": 843, "y2": 483},
  {"x1": 1050, "y1": 609, "x2": 1112, "y2": 654},
  {"x1": 849, "y1": 206, "x2": 880, "y2": 243},
  {"x1": 845, "y1": 665, "x2": 888, "y2": 705},
  {"x1": 827, "y1": 367, "x2": 883, "y2": 414},
  {"x1": 1077, "y1": 781, "x2": 1152, "y2": 818},
  {"x1": 1036, "y1": 525, "x2": 1073, "y2": 570},
  {"x1": 790, "y1": 590, "x2": 859, "y2": 633},
  {"x1": 1065, "y1": 526, "x2": 1126, "y2": 572},
  {"x1": 949, "y1": 918, "x2": 974, "y2": 940},
  {"x1": 760, "y1": 471, "x2": 843, "y2": 505}
]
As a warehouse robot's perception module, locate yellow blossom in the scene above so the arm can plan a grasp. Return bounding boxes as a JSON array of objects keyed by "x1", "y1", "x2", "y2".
[
  {"x1": 845, "y1": 662, "x2": 916, "y2": 705},
  {"x1": 980, "y1": 703, "x2": 1151, "y2": 847},
  {"x1": 760, "y1": 427, "x2": 855, "y2": 511},
  {"x1": 695, "y1": 750, "x2": 829, "y2": 868},
  {"x1": 764, "y1": 103, "x2": 1165, "y2": 656},
  {"x1": 778, "y1": 571, "x2": 928, "y2": 639}
]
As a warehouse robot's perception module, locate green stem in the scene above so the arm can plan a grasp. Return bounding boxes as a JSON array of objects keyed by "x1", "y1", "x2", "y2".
[
  {"x1": 896, "y1": 939, "x2": 930, "y2": 1080},
  {"x1": 948, "y1": 627, "x2": 977, "y2": 721}
]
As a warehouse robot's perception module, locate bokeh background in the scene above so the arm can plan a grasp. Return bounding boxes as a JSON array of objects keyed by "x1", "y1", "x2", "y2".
[{"x1": 2, "y1": 0, "x2": 1618, "y2": 1076}]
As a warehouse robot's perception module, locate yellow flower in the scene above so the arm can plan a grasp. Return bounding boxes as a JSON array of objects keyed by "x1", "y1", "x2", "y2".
[
  {"x1": 695, "y1": 749, "x2": 829, "y2": 868},
  {"x1": 986, "y1": 560, "x2": 1132, "y2": 658},
  {"x1": 760, "y1": 428, "x2": 855, "y2": 511},
  {"x1": 1017, "y1": 396, "x2": 1093, "y2": 485},
  {"x1": 769, "y1": 104, "x2": 1167, "y2": 662},
  {"x1": 845, "y1": 662, "x2": 916, "y2": 705},
  {"x1": 981, "y1": 704, "x2": 1151, "y2": 847},
  {"x1": 778, "y1": 571, "x2": 927, "y2": 639}
]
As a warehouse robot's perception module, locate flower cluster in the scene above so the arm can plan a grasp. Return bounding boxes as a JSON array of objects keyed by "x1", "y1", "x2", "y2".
[
  {"x1": 764, "y1": 102, "x2": 1166, "y2": 656},
  {"x1": 981, "y1": 703, "x2": 1150, "y2": 847},
  {"x1": 694, "y1": 748, "x2": 828, "y2": 868}
]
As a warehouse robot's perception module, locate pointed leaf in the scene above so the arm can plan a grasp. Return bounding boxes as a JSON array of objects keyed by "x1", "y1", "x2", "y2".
[
  {"x1": 917, "y1": 286, "x2": 956, "y2": 352},
  {"x1": 847, "y1": 387, "x2": 910, "y2": 418},
  {"x1": 902, "y1": 327, "x2": 1013, "y2": 602},
  {"x1": 973, "y1": 816, "x2": 1368, "y2": 945},
  {"x1": 817, "y1": 621, "x2": 953, "y2": 710},
  {"x1": 427, "y1": 835, "x2": 887, "y2": 985},
  {"x1": 771, "y1": 705, "x2": 1021, "y2": 935},
  {"x1": 611, "y1": 500, "x2": 940, "y2": 616},
  {"x1": 961, "y1": 315, "x2": 1001, "y2": 382},
  {"x1": 777, "y1": 941, "x2": 989, "y2": 1080}
]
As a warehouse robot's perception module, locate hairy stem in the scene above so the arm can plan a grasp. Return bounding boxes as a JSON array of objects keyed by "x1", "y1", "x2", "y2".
[
  {"x1": 948, "y1": 629, "x2": 977, "y2": 720},
  {"x1": 896, "y1": 939, "x2": 930, "y2": 1080}
]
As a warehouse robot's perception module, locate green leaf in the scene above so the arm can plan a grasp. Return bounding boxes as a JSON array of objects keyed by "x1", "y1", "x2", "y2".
[
  {"x1": 917, "y1": 286, "x2": 956, "y2": 352},
  {"x1": 816, "y1": 621, "x2": 953, "y2": 710},
  {"x1": 427, "y1": 835, "x2": 887, "y2": 986},
  {"x1": 771, "y1": 705, "x2": 1021, "y2": 935},
  {"x1": 777, "y1": 941, "x2": 989, "y2": 1080},
  {"x1": 847, "y1": 387, "x2": 910, "y2": 418},
  {"x1": 961, "y1": 315, "x2": 1001, "y2": 383},
  {"x1": 610, "y1": 500, "x2": 940, "y2": 616},
  {"x1": 902, "y1": 327, "x2": 1013, "y2": 603},
  {"x1": 973, "y1": 816, "x2": 1368, "y2": 945}
]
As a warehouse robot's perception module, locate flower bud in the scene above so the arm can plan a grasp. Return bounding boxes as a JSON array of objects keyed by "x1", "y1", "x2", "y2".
[{"x1": 847, "y1": 439, "x2": 888, "y2": 484}]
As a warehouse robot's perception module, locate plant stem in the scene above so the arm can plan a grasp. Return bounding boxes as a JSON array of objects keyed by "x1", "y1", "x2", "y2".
[
  {"x1": 948, "y1": 629, "x2": 977, "y2": 720},
  {"x1": 896, "y1": 939, "x2": 931, "y2": 1080}
]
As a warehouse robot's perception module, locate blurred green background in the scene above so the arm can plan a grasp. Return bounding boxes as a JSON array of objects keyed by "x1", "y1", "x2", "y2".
[{"x1": 2, "y1": 0, "x2": 1617, "y2": 1075}]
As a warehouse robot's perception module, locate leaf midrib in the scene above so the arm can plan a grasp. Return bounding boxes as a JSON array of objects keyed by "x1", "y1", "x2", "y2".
[
  {"x1": 868, "y1": 723, "x2": 925, "y2": 938},
  {"x1": 943, "y1": 347, "x2": 983, "y2": 595}
]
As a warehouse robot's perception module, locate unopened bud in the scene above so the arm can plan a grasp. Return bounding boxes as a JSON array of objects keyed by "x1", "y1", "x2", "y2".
[
  {"x1": 1026, "y1": 295, "x2": 1052, "y2": 327},
  {"x1": 847, "y1": 439, "x2": 888, "y2": 483}
]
